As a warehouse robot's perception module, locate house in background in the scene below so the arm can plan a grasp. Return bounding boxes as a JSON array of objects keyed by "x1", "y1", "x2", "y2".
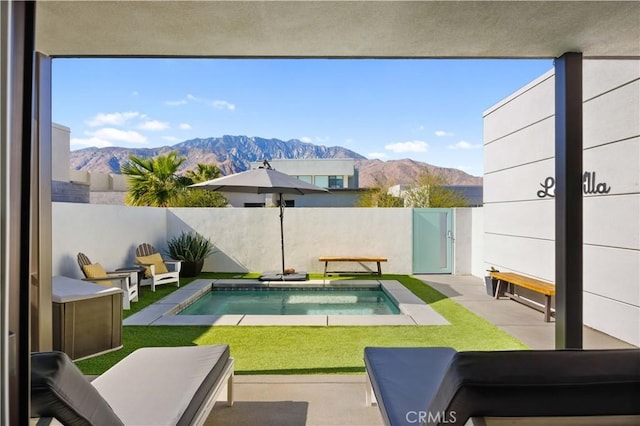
[
  {"x1": 235, "y1": 158, "x2": 365, "y2": 207},
  {"x1": 52, "y1": 123, "x2": 127, "y2": 205},
  {"x1": 388, "y1": 184, "x2": 483, "y2": 207},
  {"x1": 54, "y1": 131, "x2": 368, "y2": 207},
  {"x1": 250, "y1": 158, "x2": 358, "y2": 189}
]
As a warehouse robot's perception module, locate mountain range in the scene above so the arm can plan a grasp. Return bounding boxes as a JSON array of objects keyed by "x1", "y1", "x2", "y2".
[{"x1": 69, "y1": 135, "x2": 482, "y2": 188}]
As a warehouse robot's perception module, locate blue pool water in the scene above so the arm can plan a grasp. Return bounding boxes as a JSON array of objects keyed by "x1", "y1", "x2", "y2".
[{"x1": 178, "y1": 288, "x2": 400, "y2": 315}]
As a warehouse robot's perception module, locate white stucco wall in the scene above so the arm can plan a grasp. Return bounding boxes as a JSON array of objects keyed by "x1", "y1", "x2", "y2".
[
  {"x1": 471, "y1": 207, "x2": 484, "y2": 278},
  {"x1": 483, "y1": 59, "x2": 640, "y2": 346},
  {"x1": 166, "y1": 207, "x2": 414, "y2": 274},
  {"x1": 52, "y1": 203, "x2": 167, "y2": 279},
  {"x1": 52, "y1": 203, "x2": 419, "y2": 277},
  {"x1": 453, "y1": 209, "x2": 472, "y2": 274}
]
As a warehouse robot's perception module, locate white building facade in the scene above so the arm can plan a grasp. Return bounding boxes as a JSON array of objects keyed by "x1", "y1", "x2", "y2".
[
  {"x1": 483, "y1": 60, "x2": 640, "y2": 346},
  {"x1": 250, "y1": 158, "x2": 358, "y2": 189}
]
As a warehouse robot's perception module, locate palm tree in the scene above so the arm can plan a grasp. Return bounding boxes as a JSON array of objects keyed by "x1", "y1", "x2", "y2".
[
  {"x1": 174, "y1": 162, "x2": 228, "y2": 207},
  {"x1": 121, "y1": 151, "x2": 186, "y2": 207},
  {"x1": 184, "y1": 163, "x2": 221, "y2": 183}
]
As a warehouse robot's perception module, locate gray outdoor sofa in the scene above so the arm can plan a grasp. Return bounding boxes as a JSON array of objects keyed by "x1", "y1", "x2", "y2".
[
  {"x1": 31, "y1": 345, "x2": 234, "y2": 425},
  {"x1": 364, "y1": 347, "x2": 640, "y2": 426}
]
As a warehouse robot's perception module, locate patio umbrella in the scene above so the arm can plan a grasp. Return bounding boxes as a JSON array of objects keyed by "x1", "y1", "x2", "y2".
[{"x1": 189, "y1": 160, "x2": 328, "y2": 279}]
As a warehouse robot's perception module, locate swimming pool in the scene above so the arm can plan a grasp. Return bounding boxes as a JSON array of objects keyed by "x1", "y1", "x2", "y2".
[{"x1": 178, "y1": 288, "x2": 401, "y2": 315}]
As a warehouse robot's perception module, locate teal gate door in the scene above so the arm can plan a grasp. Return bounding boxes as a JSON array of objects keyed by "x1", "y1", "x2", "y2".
[{"x1": 412, "y1": 208, "x2": 453, "y2": 274}]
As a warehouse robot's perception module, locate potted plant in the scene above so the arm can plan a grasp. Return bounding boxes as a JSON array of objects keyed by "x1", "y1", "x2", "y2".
[
  {"x1": 484, "y1": 266, "x2": 503, "y2": 297},
  {"x1": 166, "y1": 231, "x2": 216, "y2": 277}
]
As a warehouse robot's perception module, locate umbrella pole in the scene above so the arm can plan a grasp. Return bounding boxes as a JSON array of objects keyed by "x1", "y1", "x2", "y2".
[{"x1": 279, "y1": 193, "x2": 285, "y2": 278}]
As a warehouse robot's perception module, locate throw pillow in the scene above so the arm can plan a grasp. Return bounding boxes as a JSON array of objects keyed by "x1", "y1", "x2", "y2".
[
  {"x1": 136, "y1": 253, "x2": 169, "y2": 278},
  {"x1": 82, "y1": 263, "x2": 113, "y2": 287}
]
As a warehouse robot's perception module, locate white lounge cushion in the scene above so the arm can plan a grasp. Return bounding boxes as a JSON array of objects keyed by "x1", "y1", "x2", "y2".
[{"x1": 91, "y1": 345, "x2": 230, "y2": 426}]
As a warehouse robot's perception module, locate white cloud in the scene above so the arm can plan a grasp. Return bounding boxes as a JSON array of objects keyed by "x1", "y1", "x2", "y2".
[
  {"x1": 385, "y1": 140, "x2": 429, "y2": 153},
  {"x1": 368, "y1": 152, "x2": 388, "y2": 159},
  {"x1": 165, "y1": 99, "x2": 188, "y2": 106},
  {"x1": 87, "y1": 128, "x2": 147, "y2": 144},
  {"x1": 131, "y1": 91, "x2": 139, "y2": 96},
  {"x1": 300, "y1": 136, "x2": 313, "y2": 143},
  {"x1": 448, "y1": 140, "x2": 482, "y2": 150},
  {"x1": 138, "y1": 120, "x2": 170, "y2": 131},
  {"x1": 165, "y1": 94, "x2": 235, "y2": 111},
  {"x1": 162, "y1": 136, "x2": 181, "y2": 142},
  {"x1": 70, "y1": 137, "x2": 113, "y2": 148},
  {"x1": 418, "y1": 125, "x2": 425, "y2": 131},
  {"x1": 211, "y1": 100, "x2": 236, "y2": 110},
  {"x1": 344, "y1": 138, "x2": 354, "y2": 145},
  {"x1": 435, "y1": 130, "x2": 454, "y2": 137},
  {"x1": 85, "y1": 111, "x2": 140, "y2": 127},
  {"x1": 179, "y1": 123, "x2": 192, "y2": 130}
]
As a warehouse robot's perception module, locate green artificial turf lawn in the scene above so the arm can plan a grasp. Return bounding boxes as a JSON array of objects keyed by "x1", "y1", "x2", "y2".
[{"x1": 76, "y1": 274, "x2": 528, "y2": 375}]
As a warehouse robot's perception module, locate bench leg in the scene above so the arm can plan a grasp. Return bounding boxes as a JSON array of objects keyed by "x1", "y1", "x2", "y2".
[
  {"x1": 324, "y1": 261, "x2": 328, "y2": 277},
  {"x1": 376, "y1": 262, "x2": 382, "y2": 277},
  {"x1": 494, "y1": 280, "x2": 503, "y2": 299},
  {"x1": 544, "y1": 295, "x2": 551, "y2": 322}
]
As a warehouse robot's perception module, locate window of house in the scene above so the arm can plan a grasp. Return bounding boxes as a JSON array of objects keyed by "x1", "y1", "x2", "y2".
[
  {"x1": 296, "y1": 175, "x2": 312, "y2": 184},
  {"x1": 328, "y1": 175, "x2": 344, "y2": 188},
  {"x1": 314, "y1": 176, "x2": 329, "y2": 188}
]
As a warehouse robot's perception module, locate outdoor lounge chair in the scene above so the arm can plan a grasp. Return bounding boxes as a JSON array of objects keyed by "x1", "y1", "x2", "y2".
[
  {"x1": 365, "y1": 347, "x2": 640, "y2": 426},
  {"x1": 77, "y1": 252, "x2": 138, "y2": 309},
  {"x1": 31, "y1": 345, "x2": 234, "y2": 426},
  {"x1": 135, "y1": 242, "x2": 181, "y2": 292}
]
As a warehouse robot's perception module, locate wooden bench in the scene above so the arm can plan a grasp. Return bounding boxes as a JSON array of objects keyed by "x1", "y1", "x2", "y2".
[
  {"x1": 319, "y1": 256, "x2": 387, "y2": 277},
  {"x1": 490, "y1": 271, "x2": 556, "y2": 322}
]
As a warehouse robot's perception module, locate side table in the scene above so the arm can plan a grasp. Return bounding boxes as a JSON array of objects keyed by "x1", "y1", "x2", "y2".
[{"x1": 116, "y1": 266, "x2": 146, "y2": 297}]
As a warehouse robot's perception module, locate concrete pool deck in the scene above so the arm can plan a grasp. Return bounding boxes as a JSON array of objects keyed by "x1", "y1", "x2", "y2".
[{"x1": 123, "y1": 278, "x2": 449, "y2": 326}]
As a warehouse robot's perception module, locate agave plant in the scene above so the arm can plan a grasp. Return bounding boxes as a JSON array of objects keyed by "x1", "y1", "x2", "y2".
[{"x1": 166, "y1": 231, "x2": 216, "y2": 263}]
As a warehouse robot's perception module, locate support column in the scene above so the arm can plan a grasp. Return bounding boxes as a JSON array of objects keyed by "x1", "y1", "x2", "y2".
[
  {"x1": 2, "y1": 1, "x2": 36, "y2": 424},
  {"x1": 554, "y1": 52, "x2": 583, "y2": 349}
]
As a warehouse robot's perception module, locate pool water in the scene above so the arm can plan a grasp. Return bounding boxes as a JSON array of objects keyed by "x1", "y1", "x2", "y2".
[{"x1": 178, "y1": 288, "x2": 401, "y2": 315}]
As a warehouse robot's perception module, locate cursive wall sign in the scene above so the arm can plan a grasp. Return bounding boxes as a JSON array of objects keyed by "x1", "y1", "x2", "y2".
[{"x1": 537, "y1": 172, "x2": 611, "y2": 198}]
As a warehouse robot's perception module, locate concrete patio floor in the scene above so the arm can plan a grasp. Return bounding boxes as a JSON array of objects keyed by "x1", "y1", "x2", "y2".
[{"x1": 205, "y1": 274, "x2": 636, "y2": 426}]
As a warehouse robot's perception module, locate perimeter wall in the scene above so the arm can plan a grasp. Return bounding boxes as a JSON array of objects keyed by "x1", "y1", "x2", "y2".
[{"x1": 53, "y1": 204, "x2": 482, "y2": 279}]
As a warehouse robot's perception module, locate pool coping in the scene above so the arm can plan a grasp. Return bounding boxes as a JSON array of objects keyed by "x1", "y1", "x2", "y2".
[{"x1": 123, "y1": 279, "x2": 450, "y2": 326}]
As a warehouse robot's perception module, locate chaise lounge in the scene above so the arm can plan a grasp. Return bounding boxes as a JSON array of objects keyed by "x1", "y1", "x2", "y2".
[
  {"x1": 365, "y1": 347, "x2": 640, "y2": 426},
  {"x1": 31, "y1": 345, "x2": 234, "y2": 426}
]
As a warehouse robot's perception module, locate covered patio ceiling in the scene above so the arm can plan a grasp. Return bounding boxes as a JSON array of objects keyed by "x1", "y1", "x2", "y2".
[{"x1": 36, "y1": 1, "x2": 640, "y2": 58}]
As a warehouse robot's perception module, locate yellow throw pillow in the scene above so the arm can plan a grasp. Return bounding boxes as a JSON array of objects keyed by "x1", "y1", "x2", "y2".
[
  {"x1": 136, "y1": 253, "x2": 169, "y2": 278},
  {"x1": 82, "y1": 263, "x2": 113, "y2": 287}
]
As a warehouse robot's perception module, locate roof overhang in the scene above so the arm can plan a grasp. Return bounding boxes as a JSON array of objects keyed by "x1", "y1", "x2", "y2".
[{"x1": 35, "y1": 1, "x2": 640, "y2": 58}]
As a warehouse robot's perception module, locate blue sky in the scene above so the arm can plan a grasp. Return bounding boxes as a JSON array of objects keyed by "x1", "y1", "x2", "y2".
[{"x1": 52, "y1": 58, "x2": 552, "y2": 176}]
